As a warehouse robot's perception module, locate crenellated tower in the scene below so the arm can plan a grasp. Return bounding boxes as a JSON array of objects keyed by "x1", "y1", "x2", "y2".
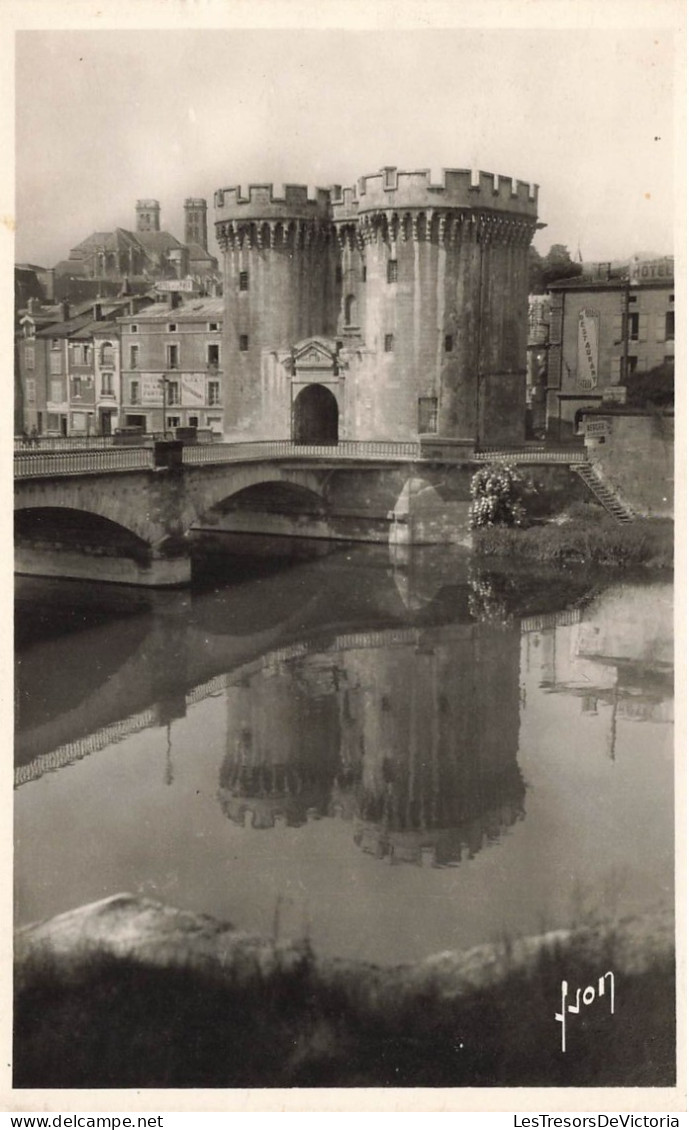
[
  {"x1": 215, "y1": 184, "x2": 341, "y2": 436},
  {"x1": 214, "y1": 166, "x2": 540, "y2": 445}
]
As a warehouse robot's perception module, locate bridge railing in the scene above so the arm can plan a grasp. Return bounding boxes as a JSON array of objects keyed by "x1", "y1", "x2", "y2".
[
  {"x1": 474, "y1": 447, "x2": 588, "y2": 464},
  {"x1": 15, "y1": 439, "x2": 591, "y2": 478},
  {"x1": 181, "y1": 439, "x2": 423, "y2": 465},
  {"x1": 14, "y1": 447, "x2": 155, "y2": 478}
]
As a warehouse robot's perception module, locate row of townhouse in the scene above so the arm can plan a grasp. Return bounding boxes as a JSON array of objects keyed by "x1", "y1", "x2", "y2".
[{"x1": 16, "y1": 293, "x2": 226, "y2": 438}]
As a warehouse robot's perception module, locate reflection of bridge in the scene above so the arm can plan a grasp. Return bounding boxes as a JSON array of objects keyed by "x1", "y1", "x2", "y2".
[{"x1": 14, "y1": 439, "x2": 589, "y2": 586}]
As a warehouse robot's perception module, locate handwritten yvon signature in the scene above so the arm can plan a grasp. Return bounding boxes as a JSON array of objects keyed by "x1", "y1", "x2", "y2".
[{"x1": 555, "y1": 972, "x2": 615, "y2": 1052}]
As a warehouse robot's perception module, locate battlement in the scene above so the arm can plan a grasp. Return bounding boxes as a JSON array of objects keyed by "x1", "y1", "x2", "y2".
[
  {"x1": 214, "y1": 166, "x2": 539, "y2": 230},
  {"x1": 184, "y1": 198, "x2": 207, "y2": 209},
  {"x1": 214, "y1": 183, "x2": 332, "y2": 222},
  {"x1": 136, "y1": 199, "x2": 160, "y2": 210},
  {"x1": 336, "y1": 166, "x2": 538, "y2": 219}
]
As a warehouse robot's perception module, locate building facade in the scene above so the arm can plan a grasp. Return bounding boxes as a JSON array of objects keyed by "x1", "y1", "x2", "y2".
[
  {"x1": 214, "y1": 166, "x2": 540, "y2": 447},
  {"x1": 546, "y1": 258, "x2": 674, "y2": 439},
  {"x1": 118, "y1": 296, "x2": 224, "y2": 435}
]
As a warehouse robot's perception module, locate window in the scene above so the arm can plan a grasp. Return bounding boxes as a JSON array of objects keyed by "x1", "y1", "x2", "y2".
[
  {"x1": 166, "y1": 415, "x2": 180, "y2": 429},
  {"x1": 669, "y1": 294, "x2": 674, "y2": 303},
  {"x1": 167, "y1": 381, "x2": 180, "y2": 406},
  {"x1": 50, "y1": 338, "x2": 60, "y2": 351},
  {"x1": 47, "y1": 413, "x2": 59, "y2": 432},
  {"x1": 130, "y1": 344, "x2": 139, "y2": 368},
  {"x1": 627, "y1": 356, "x2": 638, "y2": 374},
  {"x1": 25, "y1": 378, "x2": 36, "y2": 404},
  {"x1": 384, "y1": 168, "x2": 396, "y2": 188},
  {"x1": 101, "y1": 372, "x2": 114, "y2": 396},
  {"x1": 384, "y1": 333, "x2": 394, "y2": 352},
  {"x1": 50, "y1": 380, "x2": 63, "y2": 403},
  {"x1": 335, "y1": 265, "x2": 343, "y2": 283},
  {"x1": 189, "y1": 416, "x2": 199, "y2": 428},
  {"x1": 25, "y1": 345, "x2": 35, "y2": 370},
  {"x1": 208, "y1": 380, "x2": 221, "y2": 406},
  {"x1": 208, "y1": 322, "x2": 219, "y2": 332},
  {"x1": 207, "y1": 343, "x2": 220, "y2": 366},
  {"x1": 362, "y1": 265, "x2": 367, "y2": 282},
  {"x1": 72, "y1": 377, "x2": 82, "y2": 398},
  {"x1": 444, "y1": 334, "x2": 454, "y2": 352},
  {"x1": 628, "y1": 295, "x2": 637, "y2": 304},
  {"x1": 239, "y1": 334, "x2": 249, "y2": 352},
  {"x1": 664, "y1": 355, "x2": 674, "y2": 366},
  {"x1": 167, "y1": 344, "x2": 179, "y2": 369},
  {"x1": 387, "y1": 259, "x2": 398, "y2": 283},
  {"x1": 168, "y1": 324, "x2": 177, "y2": 333},
  {"x1": 418, "y1": 396, "x2": 438, "y2": 434},
  {"x1": 130, "y1": 380, "x2": 140, "y2": 405},
  {"x1": 665, "y1": 311, "x2": 674, "y2": 341},
  {"x1": 345, "y1": 295, "x2": 357, "y2": 326},
  {"x1": 49, "y1": 352, "x2": 62, "y2": 375},
  {"x1": 628, "y1": 312, "x2": 639, "y2": 340},
  {"x1": 131, "y1": 324, "x2": 139, "y2": 334},
  {"x1": 239, "y1": 271, "x2": 249, "y2": 291},
  {"x1": 100, "y1": 342, "x2": 114, "y2": 365}
]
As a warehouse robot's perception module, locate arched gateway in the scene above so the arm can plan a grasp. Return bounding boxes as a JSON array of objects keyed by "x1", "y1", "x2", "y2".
[{"x1": 292, "y1": 384, "x2": 339, "y2": 445}]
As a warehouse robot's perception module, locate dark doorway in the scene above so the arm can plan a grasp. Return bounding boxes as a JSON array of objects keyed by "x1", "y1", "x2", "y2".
[
  {"x1": 99, "y1": 409, "x2": 114, "y2": 436},
  {"x1": 293, "y1": 384, "x2": 338, "y2": 445}
]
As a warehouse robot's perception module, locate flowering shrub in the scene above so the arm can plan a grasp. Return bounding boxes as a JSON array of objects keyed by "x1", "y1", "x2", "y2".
[{"x1": 469, "y1": 462, "x2": 527, "y2": 529}]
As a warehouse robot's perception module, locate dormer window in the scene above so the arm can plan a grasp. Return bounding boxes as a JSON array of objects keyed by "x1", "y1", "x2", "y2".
[{"x1": 168, "y1": 323, "x2": 177, "y2": 333}]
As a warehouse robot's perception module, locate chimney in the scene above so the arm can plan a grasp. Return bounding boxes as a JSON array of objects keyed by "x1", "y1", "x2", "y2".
[
  {"x1": 60, "y1": 300, "x2": 70, "y2": 322},
  {"x1": 45, "y1": 268, "x2": 56, "y2": 302},
  {"x1": 167, "y1": 291, "x2": 182, "y2": 310},
  {"x1": 93, "y1": 302, "x2": 103, "y2": 321},
  {"x1": 27, "y1": 297, "x2": 39, "y2": 314}
]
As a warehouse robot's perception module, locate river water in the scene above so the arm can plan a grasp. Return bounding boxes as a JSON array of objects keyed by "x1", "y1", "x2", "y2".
[{"x1": 14, "y1": 545, "x2": 674, "y2": 967}]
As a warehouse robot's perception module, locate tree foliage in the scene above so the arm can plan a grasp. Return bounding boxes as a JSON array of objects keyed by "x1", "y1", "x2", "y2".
[{"x1": 530, "y1": 244, "x2": 584, "y2": 293}]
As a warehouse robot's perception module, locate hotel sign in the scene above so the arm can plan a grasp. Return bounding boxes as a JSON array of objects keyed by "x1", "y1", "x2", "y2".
[
  {"x1": 577, "y1": 308, "x2": 599, "y2": 390},
  {"x1": 629, "y1": 258, "x2": 673, "y2": 282}
]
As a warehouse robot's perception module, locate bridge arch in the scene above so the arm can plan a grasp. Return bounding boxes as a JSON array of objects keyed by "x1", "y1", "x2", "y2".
[
  {"x1": 14, "y1": 503, "x2": 153, "y2": 560},
  {"x1": 174, "y1": 463, "x2": 331, "y2": 538}
]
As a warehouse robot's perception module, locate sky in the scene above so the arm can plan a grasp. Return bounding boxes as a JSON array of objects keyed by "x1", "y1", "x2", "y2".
[{"x1": 13, "y1": 18, "x2": 680, "y2": 268}]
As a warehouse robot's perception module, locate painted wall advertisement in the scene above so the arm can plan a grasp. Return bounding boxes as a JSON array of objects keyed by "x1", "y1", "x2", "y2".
[
  {"x1": 141, "y1": 374, "x2": 164, "y2": 406},
  {"x1": 181, "y1": 373, "x2": 205, "y2": 406},
  {"x1": 577, "y1": 308, "x2": 599, "y2": 390}
]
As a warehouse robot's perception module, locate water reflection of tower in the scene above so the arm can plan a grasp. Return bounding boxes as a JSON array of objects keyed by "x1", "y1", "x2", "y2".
[
  {"x1": 218, "y1": 623, "x2": 525, "y2": 865},
  {"x1": 346, "y1": 623, "x2": 525, "y2": 864},
  {"x1": 218, "y1": 655, "x2": 351, "y2": 829}
]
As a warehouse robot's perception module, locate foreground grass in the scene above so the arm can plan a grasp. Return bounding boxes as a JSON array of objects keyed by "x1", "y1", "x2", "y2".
[
  {"x1": 14, "y1": 937, "x2": 675, "y2": 1089},
  {"x1": 473, "y1": 513, "x2": 673, "y2": 570}
]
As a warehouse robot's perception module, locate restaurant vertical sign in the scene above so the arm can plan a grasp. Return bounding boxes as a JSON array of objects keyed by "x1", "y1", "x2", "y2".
[{"x1": 577, "y1": 308, "x2": 599, "y2": 389}]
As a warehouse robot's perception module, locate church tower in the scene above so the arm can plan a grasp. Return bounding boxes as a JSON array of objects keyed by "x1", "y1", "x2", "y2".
[
  {"x1": 184, "y1": 198, "x2": 209, "y2": 250},
  {"x1": 135, "y1": 199, "x2": 161, "y2": 233}
]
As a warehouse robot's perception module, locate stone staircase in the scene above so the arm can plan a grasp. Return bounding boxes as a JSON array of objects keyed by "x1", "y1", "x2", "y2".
[{"x1": 572, "y1": 463, "x2": 636, "y2": 523}]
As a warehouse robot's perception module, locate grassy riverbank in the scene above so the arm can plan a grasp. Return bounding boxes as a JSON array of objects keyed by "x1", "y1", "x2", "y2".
[
  {"x1": 14, "y1": 900, "x2": 675, "y2": 1089},
  {"x1": 473, "y1": 507, "x2": 673, "y2": 570}
]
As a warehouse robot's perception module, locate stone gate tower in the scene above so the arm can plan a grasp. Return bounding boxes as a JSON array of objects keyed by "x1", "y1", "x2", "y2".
[{"x1": 215, "y1": 167, "x2": 539, "y2": 447}]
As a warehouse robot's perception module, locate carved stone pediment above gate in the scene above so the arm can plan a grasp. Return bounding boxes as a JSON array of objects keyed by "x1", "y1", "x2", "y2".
[{"x1": 291, "y1": 337, "x2": 343, "y2": 381}]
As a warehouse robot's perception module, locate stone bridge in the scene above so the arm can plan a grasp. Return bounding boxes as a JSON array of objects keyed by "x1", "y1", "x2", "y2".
[{"x1": 14, "y1": 439, "x2": 587, "y2": 585}]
